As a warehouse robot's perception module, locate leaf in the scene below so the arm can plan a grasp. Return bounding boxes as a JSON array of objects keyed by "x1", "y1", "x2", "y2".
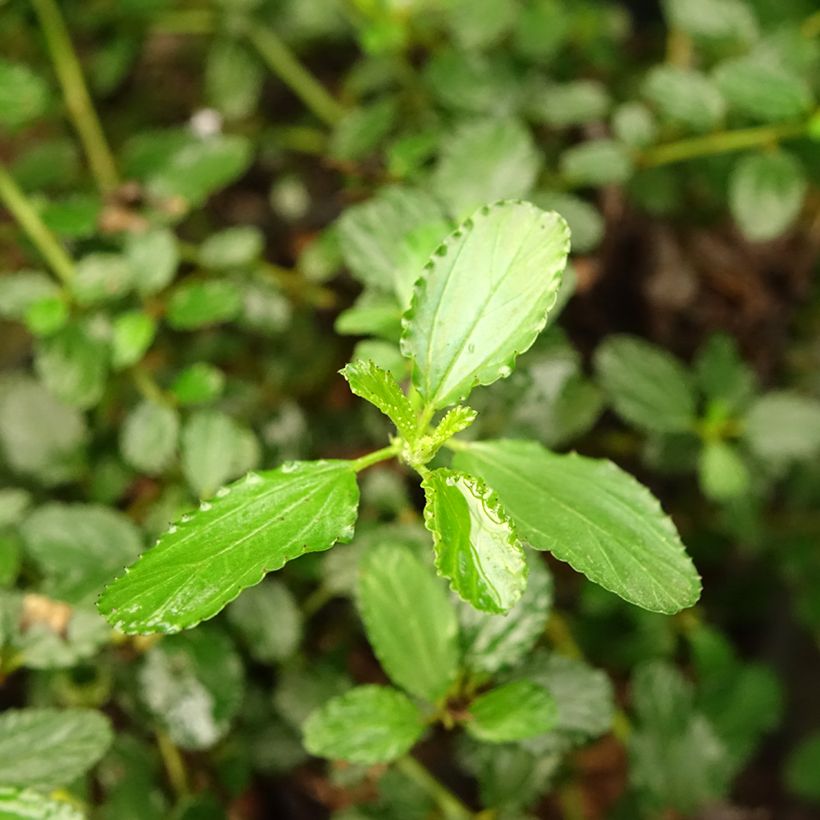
[
  {"x1": 227, "y1": 579, "x2": 302, "y2": 663},
  {"x1": 329, "y1": 98, "x2": 398, "y2": 163},
  {"x1": 205, "y1": 39, "x2": 263, "y2": 121},
  {"x1": 125, "y1": 227, "x2": 179, "y2": 296},
  {"x1": 714, "y1": 54, "x2": 812, "y2": 123},
  {"x1": 743, "y1": 391, "x2": 820, "y2": 464},
  {"x1": 120, "y1": 400, "x2": 179, "y2": 475},
  {"x1": 466, "y1": 680, "x2": 557, "y2": 743},
  {"x1": 181, "y1": 410, "x2": 258, "y2": 498},
  {"x1": 459, "y1": 555, "x2": 553, "y2": 677},
  {"x1": 0, "y1": 59, "x2": 51, "y2": 129},
  {"x1": 697, "y1": 440, "x2": 749, "y2": 502},
  {"x1": 401, "y1": 201, "x2": 570, "y2": 409},
  {"x1": 529, "y1": 80, "x2": 610, "y2": 128},
  {"x1": 642, "y1": 66, "x2": 725, "y2": 133},
  {"x1": 139, "y1": 627, "x2": 244, "y2": 750},
  {"x1": 166, "y1": 280, "x2": 243, "y2": 330},
  {"x1": 337, "y1": 186, "x2": 445, "y2": 294},
  {"x1": 274, "y1": 660, "x2": 352, "y2": 732},
  {"x1": 303, "y1": 685, "x2": 425, "y2": 764},
  {"x1": 170, "y1": 363, "x2": 225, "y2": 406},
  {"x1": 432, "y1": 119, "x2": 541, "y2": 218},
  {"x1": 0, "y1": 272, "x2": 60, "y2": 320},
  {"x1": 71, "y1": 253, "x2": 133, "y2": 306},
  {"x1": 729, "y1": 151, "x2": 806, "y2": 242},
  {"x1": 0, "y1": 708, "x2": 112, "y2": 790},
  {"x1": 422, "y1": 469, "x2": 527, "y2": 613},
  {"x1": 200, "y1": 226, "x2": 264, "y2": 269},
  {"x1": 111, "y1": 311, "x2": 157, "y2": 370},
  {"x1": 662, "y1": 0, "x2": 757, "y2": 43},
  {"x1": 24, "y1": 296, "x2": 68, "y2": 338},
  {"x1": 0, "y1": 488, "x2": 31, "y2": 528},
  {"x1": 98, "y1": 460, "x2": 359, "y2": 634},
  {"x1": 340, "y1": 359, "x2": 416, "y2": 440},
  {"x1": 694, "y1": 333, "x2": 756, "y2": 414},
  {"x1": 559, "y1": 139, "x2": 633, "y2": 187},
  {"x1": 34, "y1": 323, "x2": 108, "y2": 410},
  {"x1": 0, "y1": 376, "x2": 87, "y2": 485},
  {"x1": 21, "y1": 503, "x2": 142, "y2": 605},
  {"x1": 786, "y1": 732, "x2": 820, "y2": 802},
  {"x1": 0, "y1": 788, "x2": 84, "y2": 820},
  {"x1": 594, "y1": 335, "x2": 696, "y2": 433},
  {"x1": 533, "y1": 191, "x2": 604, "y2": 254},
  {"x1": 356, "y1": 542, "x2": 459, "y2": 702},
  {"x1": 454, "y1": 440, "x2": 701, "y2": 614}
]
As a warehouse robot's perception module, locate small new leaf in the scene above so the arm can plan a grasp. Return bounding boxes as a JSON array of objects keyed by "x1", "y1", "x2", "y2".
[
  {"x1": 303, "y1": 685, "x2": 425, "y2": 764},
  {"x1": 466, "y1": 680, "x2": 557, "y2": 743},
  {"x1": 340, "y1": 359, "x2": 416, "y2": 440},
  {"x1": 422, "y1": 468, "x2": 527, "y2": 614},
  {"x1": 98, "y1": 461, "x2": 359, "y2": 634}
]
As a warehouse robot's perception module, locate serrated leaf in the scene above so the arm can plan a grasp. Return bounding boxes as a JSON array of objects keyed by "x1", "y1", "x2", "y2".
[
  {"x1": 21, "y1": 504, "x2": 142, "y2": 605},
  {"x1": 594, "y1": 335, "x2": 696, "y2": 433},
  {"x1": 227, "y1": 579, "x2": 302, "y2": 663},
  {"x1": 356, "y1": 542, "x2": 459, "y2": 702},
  {"x1": 432, "y1": 119, "x2": 541, "y2": 219},
  {"x1": 743, "y1": 390, "x2": 820, "y2": 464},
  {"x1": 34, "y1": 323, "x2": 108, "y2": 410},
  {"x1": 139, "y1": 627, "x2": 244, "y2": 750},
  {"x1": 459, "y1": 555, "x2": 552, "y2": 677},
  {"x1": 454, "y1": 439, "x2": 701, "y2": 614},
  {"x1": 98, "y1": 460, "x2": 359, "y2": 634},
  {"x1": 340, "y1": 359, "x2": 416, "y2": 440},
  {"x1": 303, "y1": 685, "x2": 425, "y2": 764},
  {"x1": 0, "y1": 708, "x2": 112, "y2": 790},
  {"x1": 422, "y1": 469, "x2": 527, "y2": 614},
  {"x1": 430, "y1": 406, "x2": 477, "y2": 444},
  {"x1": 401, "y1": 201, "x2": 569, "y2": 409},
  {"x1": 466, "y1": 680, "x2": 557, "y2": 743},
  {"x1": 729, "y1": 151, "x2": 806, "y2": 242},
  {"x1": 337, "y1": 186, "x2": 445, "y2": 294},
  {"x1": 120, "y1": 400, "x2": 179, "y2": 475},
  {"x1": 0, "y1": 788, "x2": 84, "y2": 819}
]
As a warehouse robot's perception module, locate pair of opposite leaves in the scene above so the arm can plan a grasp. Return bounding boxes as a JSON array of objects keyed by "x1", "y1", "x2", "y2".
[{"x1": 98, "y1": 200, "x2": 700, "y2": 634}]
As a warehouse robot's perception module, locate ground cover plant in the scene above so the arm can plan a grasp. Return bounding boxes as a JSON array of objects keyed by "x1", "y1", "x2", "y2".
[{"x1": 2, "y1": 0, "x2": 820, "y2": 817}]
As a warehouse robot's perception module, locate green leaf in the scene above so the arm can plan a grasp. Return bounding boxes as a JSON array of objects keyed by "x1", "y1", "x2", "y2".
[
  {"x1": 422, "y1": 469, "x2": 527, "y2": 614},
  {"x1": 612, "y1": 102, "x2": 658, "y2": 149},
  {"x1": 0, "y1": 788, "x2": 84, "y2": 819},
  {"x1": 694, "y1": 333, "x2": 756, "y2": 414},
  {"x1": 0, "y1": 271, "x2": 59, "y2": 320},
  {"x1": 206, "y1": 39, "x2": 263, "y2": 121},
  {"x1": 227, "y1": 579, "x2": 302, "y2": 663},
  {"x1": 786, "y1": 732, "x2": 820, "y2": 802},
  {"x1": 427, "y1": 406, "x2": 477, "y2": 450},
  {"x1": 274, "y1": 660, "x2": 352, "y2": 732},
  {"x1": 594, "y1": 335, "x2": 696, "y2": 433},
  {"x1": 170, "y1": 363, "x2": 225, "y2": 406},
  {"x1": 559, "y1": 139, "x2": 633, "y2": 187},
  {"x1": 533, "y1": 191, "x2": 604, "y2": 254},
  {"x1": 351, "y1": 340, "x2": 407, "y2": 380},
  {"x1": 181, "y1": 410, "x2": 258, "y2": 498},
  {"x1": 139, "y1": 627, "x2": 244, "y2": 750},
  {"x1": 340, "y1": 359, "x2": 416, "y2": 440},
  {"x1": 335, "y1": 290, "x2": 403, "y2": 341},
  {"x1": 98, "y1": 460, "x2": 359, "y2": 633},
  {"x1": 71, "y1": 253, "x2": 133, "y2": 306},
  {"x1": 662, "y1": 0, "x2": 757, "y2": 43},
  {"x1": 454, "y1": 439, "x2": 701, "y2": 614},
  {"x1": 642, "y1": 66, "x2": 725, "y2": 132},
  {"x1": 697, "y1": 440, "x2": 749, "y2": 502},
  {"x1": 356, "y1": 542, "x2": 459, "y2": 702},
  {"x1": 459, "y1": 555, "x2": 552, "y2": 677},
  {"x1": 0, "y1": 59, "x2": 51, "y2": 129},
  {"x1": 529, "y1": 81, "x2": 610, "y2": 128},
  {"x1": 39, "y1": 195, "x2": 101, "y2": 239},
  {"x1": 337, "y1": 186, "x2": 445, "y2": 294},
  {"x1": 120, "y1": 400, "x2": 179, "y2": 475},
  {"x1": 126, "y1": 228, "x2": 179, "y2": 296},
  {"x1": 0, "y1": 708, "x2": 112, "y2": 790},
  {"x1": 0, "y1": 488, "x2": 31, "y2": 528},
  {"x1": 34, "y1": 323, "x2": 108, "y2": 410},
  {"x1": 714, "y1": 54, "x2": 813, "y2": 123},
  {"x1": 21, "y1": 503, "x2": 142, "y2": 605},
  {"x1": 0, "y1": 376, "x2": 87, "y2": 485},
  {"x1": 513, "y1": 0, "x2": 569, "y2": 62},
  {"x1": 329, "y1": 98, "x2": 398, "y2": 163},
  {"x1": 303, "y1": 685, "x2": 425, "y2": 764},
  {"x1": 166, "y1": 280, "x2": 243, "y2": 330},
  {"x1": 111, "y1": 311, "x2": 157, "y2": 370},
  {"x1": 200, "y1": 226, "x2": 264, "y2": 269},
  {"x1": 401, "y1": 201, "x2": 570, "y2": 409},
  {"x1": 743, "y1": 391, "x2": 820, "y2": 464},
  {"x1": 466, "y1": 680, "x2": 557, "y2": 743},
  {"x1": 729, "y1": 151, "x2": 806, "y2": 242},
  {"x1": 432, "y1": 119, "x2": 541, "y2": 219},
  {"x1": 24, "y1": 296, "x2": 68, "y2": 337}
]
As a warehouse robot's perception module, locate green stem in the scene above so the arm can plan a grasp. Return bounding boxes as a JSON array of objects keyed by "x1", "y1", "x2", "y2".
[
  {"x1": 245, "y1": 25, "x2": 344, "y2": 127},
  {"x1": 639, "y1": 118, "x2": 812, "y2": 168},
  {"x1": 156, "y1": 730, "x2": 189, "y2": 798},
  {"x1": 0, "y1": 161, "x2": 75, "y2": 285},
  {"x1": 350, "y1": 443, "x2": 400, "y2": 473},
  {"x1": 395, "y1": 756, "x2": 475, "y2": 820},
  {"x1": 31, "y1": 0, "x2": 119, "y2": 193}
]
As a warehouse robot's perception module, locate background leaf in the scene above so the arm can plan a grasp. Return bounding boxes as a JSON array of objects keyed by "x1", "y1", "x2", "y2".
[{"x1": 466, "y1": 680, "x2": 557, "y2": 743}]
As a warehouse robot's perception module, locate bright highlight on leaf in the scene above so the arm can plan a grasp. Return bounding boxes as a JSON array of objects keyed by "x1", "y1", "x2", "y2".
[
  {"x1": 98, "y1": 461, "x2": 359, "y2": 634},
  {"x1": 422, "y1": 468, "x2": 527, "y2": 613},
  {"x1": 401, "y1": 200, "x2": 570, "y2": 409}
]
